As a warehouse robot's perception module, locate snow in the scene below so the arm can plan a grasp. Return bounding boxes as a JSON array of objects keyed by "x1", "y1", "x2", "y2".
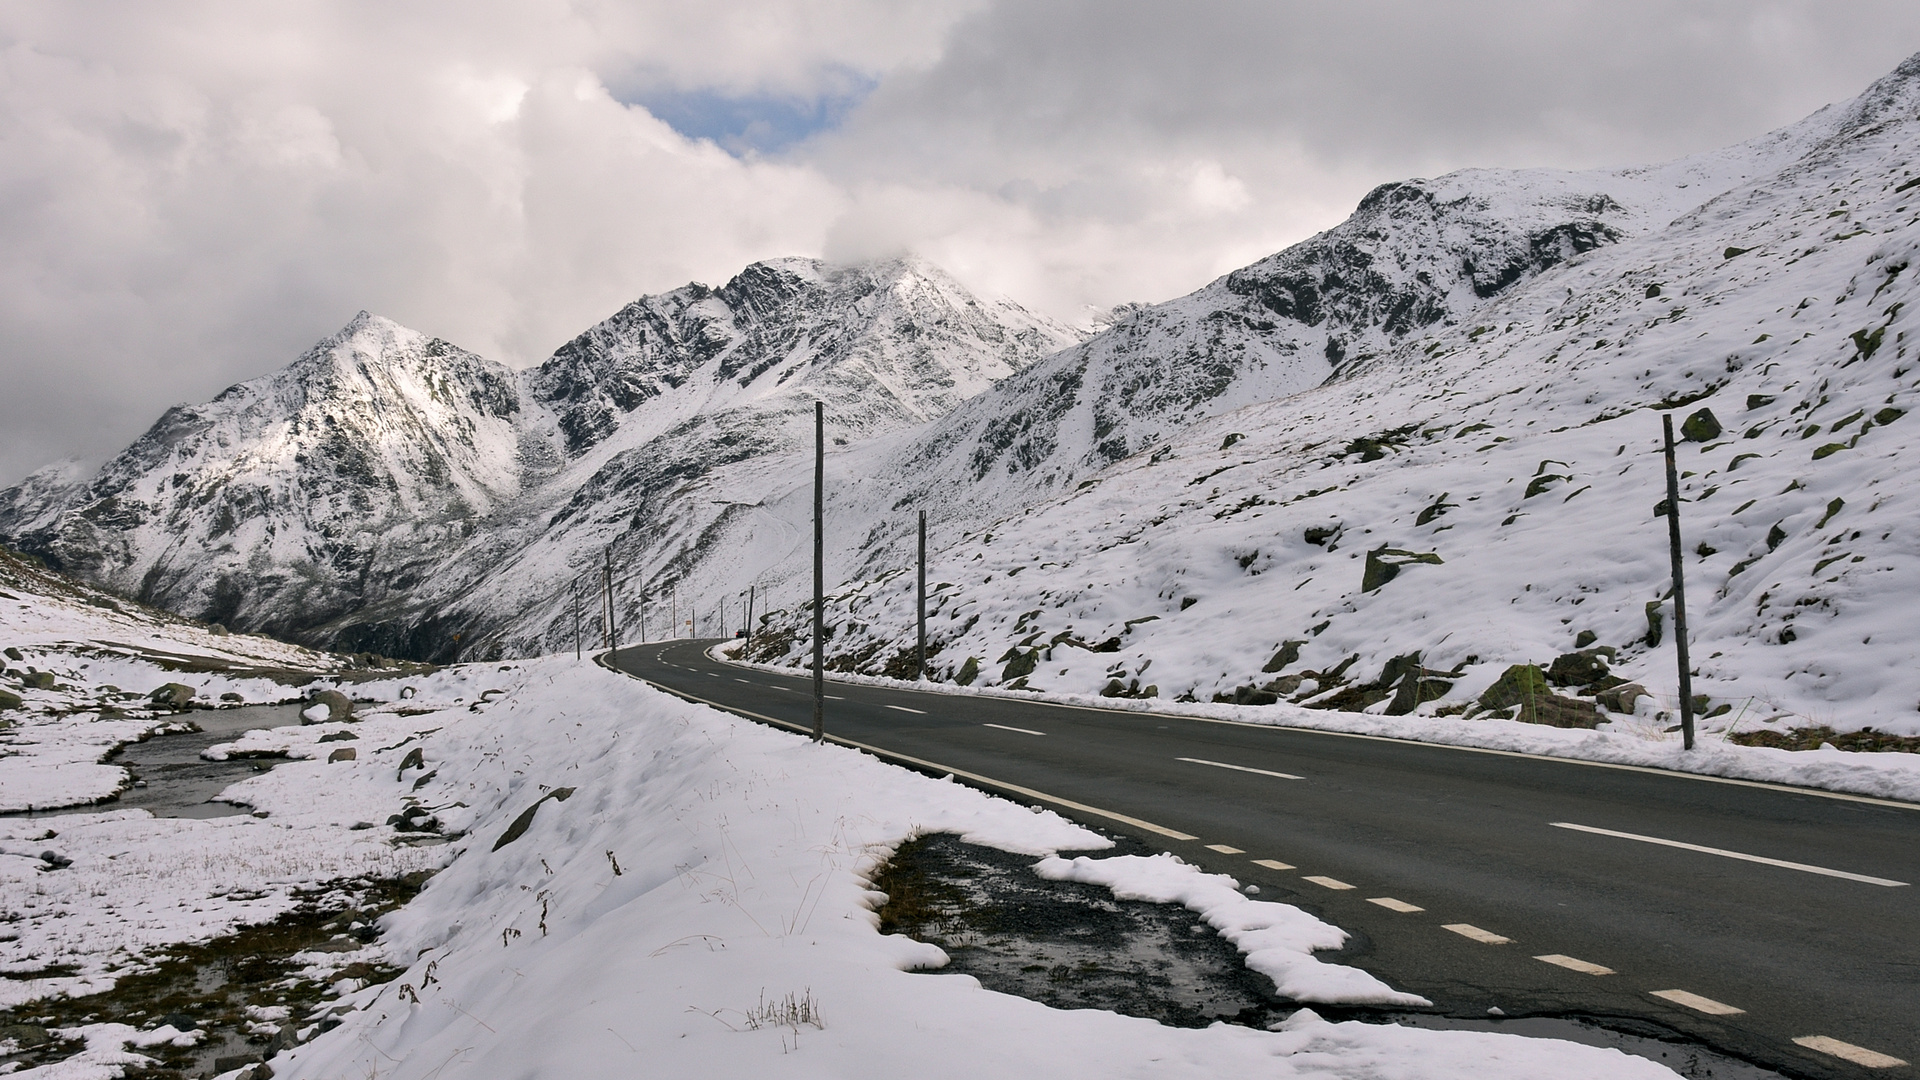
[{"x1": 0, "y1": 567, "x2": 1679, "y2": 1079}]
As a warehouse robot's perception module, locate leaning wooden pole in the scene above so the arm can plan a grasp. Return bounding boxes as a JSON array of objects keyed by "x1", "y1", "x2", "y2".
[
  {"x1": 813, "y1": 400, "x2": 826, "y2": 743},
  {"x1": 745, "y1": 584, "x2": 756, "y2": 649},
  {"x1": 1662, "y1": 414, "x2": 1696, "y2": 751}
]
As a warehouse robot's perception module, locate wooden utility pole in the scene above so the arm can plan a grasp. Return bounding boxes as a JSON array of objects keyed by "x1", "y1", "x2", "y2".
[
  {"x1": 571, "y1": 583, "x2": 582, "y2": 661},
  {"x1": 745, "y1": 584, "x2": 755, "y2": 648},
  {"x1": 639, "y1": 588, "x2": 647, "y2": 644},
  {"x1": 605, "y1": 546, "x2": 619, "y2": 652},
  {"x1": 1661, "y1": 414, "x2": 1696, "y2": 751},
  {"x1": 813, "y1": 400, "x2": 825, "y2": 743},
  {"x1": 917, "y1": 509, "x2": 927, "y2": 680}
]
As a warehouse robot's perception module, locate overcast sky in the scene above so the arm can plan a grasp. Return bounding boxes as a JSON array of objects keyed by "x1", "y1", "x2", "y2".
[{"x1": 3, "y1": 1, "x2": 1919, "y2": 484}]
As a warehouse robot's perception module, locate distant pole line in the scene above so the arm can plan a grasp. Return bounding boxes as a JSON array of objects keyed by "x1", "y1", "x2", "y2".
[
  {"x1": 813, "y1": 400, "x2": 825, "y2": 743},
  {"x1": 571, "y1": 583, "x2": 581, "y2": 661},
  {"x1": 606, "y1": 546, "x2": 619, "y2": 652},
  {"x1": 1662, "y1": 414, "x2": 1696, "y2": 751},
  {"x1": 917, "y1": 509, "x2": 927, "y2": 681}
]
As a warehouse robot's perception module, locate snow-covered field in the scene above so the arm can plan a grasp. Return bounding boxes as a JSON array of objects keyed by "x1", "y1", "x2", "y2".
[{"x1": 0, "y1": 559, "x2": 1688, "y2": 1079}]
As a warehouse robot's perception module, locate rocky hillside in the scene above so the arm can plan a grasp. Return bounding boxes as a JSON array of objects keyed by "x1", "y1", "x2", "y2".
[{"x1": 743, "y1": 51, "x2": 1920, "y2": 737}]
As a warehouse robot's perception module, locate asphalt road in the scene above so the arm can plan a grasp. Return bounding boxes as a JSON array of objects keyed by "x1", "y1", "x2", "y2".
[{"x1": 610, "y1": 638, "x2": 1918, "y2": 1078}]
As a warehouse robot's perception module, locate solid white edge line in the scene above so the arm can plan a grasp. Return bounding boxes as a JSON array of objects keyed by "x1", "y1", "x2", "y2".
[
  {"x1": 984, "y1": 723, "x2": 1046, "y2": 736},
  {"x1": 1175, "y1": 756, "x2": 1304, "y2": 780},
  {"x1": 885, "y1": 704, "x2": 927, "y2": 714},
  {"x1": 702, "y1": 652, "x2": 1920, "y2": 812},
  {"x1": 604, "y1": 661, "x2": 1199, "y2": 842},
  {"x1": 1551, "y1": 821, "x2": 1909, "y2": 887}
]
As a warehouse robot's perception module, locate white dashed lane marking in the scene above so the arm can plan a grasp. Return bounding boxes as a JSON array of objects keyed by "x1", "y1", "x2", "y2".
[
  {"x1": 1650, "y1": 989, "x2": 1745, "y2": 1016},
  {"x1": 1175, "y1": 757, "x2": 1304, "y2": 780},
  {"x1": 1204, "y1": 844, "x2": 1244, "y2": 854},
  {"x1": 1442, "y1": 924, "x2": 1511, "y2": 945},
  {"x1": 1366, "y1": 897, "x2": 1424, "y2": 913},
  {"x1": 983, "y1": 723, "x2": 1045, "y2": 735},
  {"x1": 1302, "y1": 875, "x2": 1354, "y2": 890},
  {"x1": 1250, "y1": 859, "x2": 1295, "y2": 871},
  {"x1": 885, "y1": 705, "x2": 927, "y2": 715},
  {"x1": 1551, "y1": 822, "x2": 1909, "y2": 887},
  {"x1": 1534, "y1": 953, "x2": 1614, "y2": 975},
  {"x1": 1793, "y1": 1036, "x2": 1908, "y2": 1068}
]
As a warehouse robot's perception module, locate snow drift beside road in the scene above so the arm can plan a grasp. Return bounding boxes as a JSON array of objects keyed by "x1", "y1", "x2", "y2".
[{"x1": 270, "y1": 657, "x2": 1673, "y2": 1080}]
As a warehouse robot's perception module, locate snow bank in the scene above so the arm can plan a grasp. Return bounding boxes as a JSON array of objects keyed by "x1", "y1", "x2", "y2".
[{"x1": 270, "y1": 657, "x2": 1674, "y2": 1080}]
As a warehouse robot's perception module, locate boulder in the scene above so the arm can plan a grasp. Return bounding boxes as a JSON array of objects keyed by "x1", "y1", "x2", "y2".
[
  {"x1": 0, "y1": 688, "x2": 21, "y2": 710},
  {"x1": 208, "y1": 624, "x2": 230, "y2": 637},
  {"x1": 317, "y1": 730, "x2": 358, "y2": 743},
  {"x1": 1478, "y1": 664, "x2": 1600, "y2": 728},
  {"x1": 303, "y1": 689, "x2": 354, "y2": 724},
  {"x1": 1597, "y1": 683, "x2": 1650, "y2": 713},
  {"x1": 492, "y1": 786, "x2": 576, "y2": 851},
  {"x1": 149, "y1": 682, "x2": 196, "y2": 708},
  {"x1": 1362, "y1": 547, "x2": 1443, "y2": 592},
  {"x1": 1680, "y1": 407, "x2": 1722, "y2": 442},
  {"x1": 1546, "y1": 648, "x2": 1614, "y2": 688},
  {"x1": 23, "y1": 670, "x2": 56, "y2": 690},
  {"x1": 954, "y1": 657, "x2": 980, "y2": 686},
  {"x1": 2, "y1": 647, "x2": 21, "y2": 661},
  {"x1": 327, "y1": 747, "x2": 357, "y2": 763}
]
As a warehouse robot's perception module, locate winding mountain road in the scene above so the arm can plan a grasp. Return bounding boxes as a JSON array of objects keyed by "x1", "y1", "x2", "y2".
[{"x1": 608, "y1": 638, "x2": 1917, "y2": 1078}]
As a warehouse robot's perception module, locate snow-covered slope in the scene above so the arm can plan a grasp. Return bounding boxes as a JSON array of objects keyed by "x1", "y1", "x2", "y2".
[
  {"x1": 0, "y1": 314, "x2": 529, "y2": 640},
  {"x1": 743, "y1": 51, "x2": 1920, "y2": 738}
]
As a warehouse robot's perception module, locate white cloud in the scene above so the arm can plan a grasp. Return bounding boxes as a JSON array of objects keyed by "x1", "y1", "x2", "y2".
[{"x1": 2, "y1": 0, "x2": 1918, "y2": 483}]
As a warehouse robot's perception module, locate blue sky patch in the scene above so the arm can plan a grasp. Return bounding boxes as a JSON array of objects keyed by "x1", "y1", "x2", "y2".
[{"x1": 629, "y1": 80, "x2": 876, "y2": 156}]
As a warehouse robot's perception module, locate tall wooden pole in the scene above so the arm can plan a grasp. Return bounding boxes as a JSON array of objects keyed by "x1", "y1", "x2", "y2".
[
  {"x1": 745, "y1": 584, "x2": 756, "y2": 648},
  {"x1": 1662, "y1": 414, "x2": 1696, "y2": 751},
  {"x1": 813, "y1": 400, "x2": 825, "y2": 743},
  {"x1": 602, "y1": 548, "x2": 612, "y2": 650},
  {"x1": 571, "y1": 583, "x2": 581, "y2": 661},
  {"x1": 917, "y1": 509, "x2": 927, "y2": 681},
  {"x1": 605, "y1": 546, "x2": 619, "y2": 652},
  {"x1": 639, "y1": 588, "x2": 647, "y2": 644}
]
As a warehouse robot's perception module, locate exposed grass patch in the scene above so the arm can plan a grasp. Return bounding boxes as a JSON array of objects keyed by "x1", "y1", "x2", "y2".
[
  {"x1": 0, "y1": 871, "x2": 429, "y2": 1078},
  {"x1": 1727, "y1": 726, "x2": 1920, "y2": 754}
]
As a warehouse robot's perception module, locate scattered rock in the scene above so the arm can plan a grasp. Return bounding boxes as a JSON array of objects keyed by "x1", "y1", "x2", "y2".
[
  {"x1": 492, "y1": 787, "x2": 576, "y2": 851},
  {"x1": 1261, "y1": 641, "x2": 1306, "y2": 673},
  {"x1": 0, "y1": 688, "x2": 21, "y2": 710},
  {"x1": 149, "y1": 682, "x2": 196, "y2": 708},
  {"x1": 317, "y1": 730, "x2": 358, "y2": 743},
  {"x1": 2, "y1": 647, "x2": 21, "y2": 661},
  {"x1": 399, "y1": 685, "x2": 417, "y2": 699},
  {"x1": 208, "y1": 624, "x2": 230, "y2": 637},
  {"x1": 954, "y1": 657, "x2": 980, "y2": 686},
  {"x1": 220, "y1": 691, "x2": 244, "y2": 702},
  {"x1": 1643, "y1": 600, "x2": 1665, "y2": 648},
  {"x1": 1361, "y1": 547, "x2": 1443, "y2": 592},
  {"x1": 327, "y1": 747, "x2": 357, "y2": 763},
  {"x1": 1573, "y1": 629, "x2": 1597, "y2": 649},
  {"x1": 39, "y1": 850, "x2": 72, "y2": 869},
  {"x1": 23, "y1": 670, "x2": 57, "y2": 690},
  {"x1": 999, "y1": 648, "x2": 1038, "y2": 682},
  {"x1": 398, "y1": 747, "x2": 426, "y2": 773}
]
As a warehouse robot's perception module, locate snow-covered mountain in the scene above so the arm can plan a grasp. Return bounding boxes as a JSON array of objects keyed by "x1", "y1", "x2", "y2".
[
  {"x1": 0, "y1": 257, "x2": 1076, "y2": 657},
  {"x1": 0, "y1": 314, "x2": 529, "y2": 640},
  {"x1": 740, "y1": 51, "x2": 1920, "y2": 737}
]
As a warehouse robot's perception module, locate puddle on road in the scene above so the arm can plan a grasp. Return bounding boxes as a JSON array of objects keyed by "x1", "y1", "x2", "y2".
[
  {"x1": 874, "y1": 833, "x2": 1788, "y2": 1079},
  {"x1": 7, "y1": 703, "x2": 306, "y2": 820}
]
